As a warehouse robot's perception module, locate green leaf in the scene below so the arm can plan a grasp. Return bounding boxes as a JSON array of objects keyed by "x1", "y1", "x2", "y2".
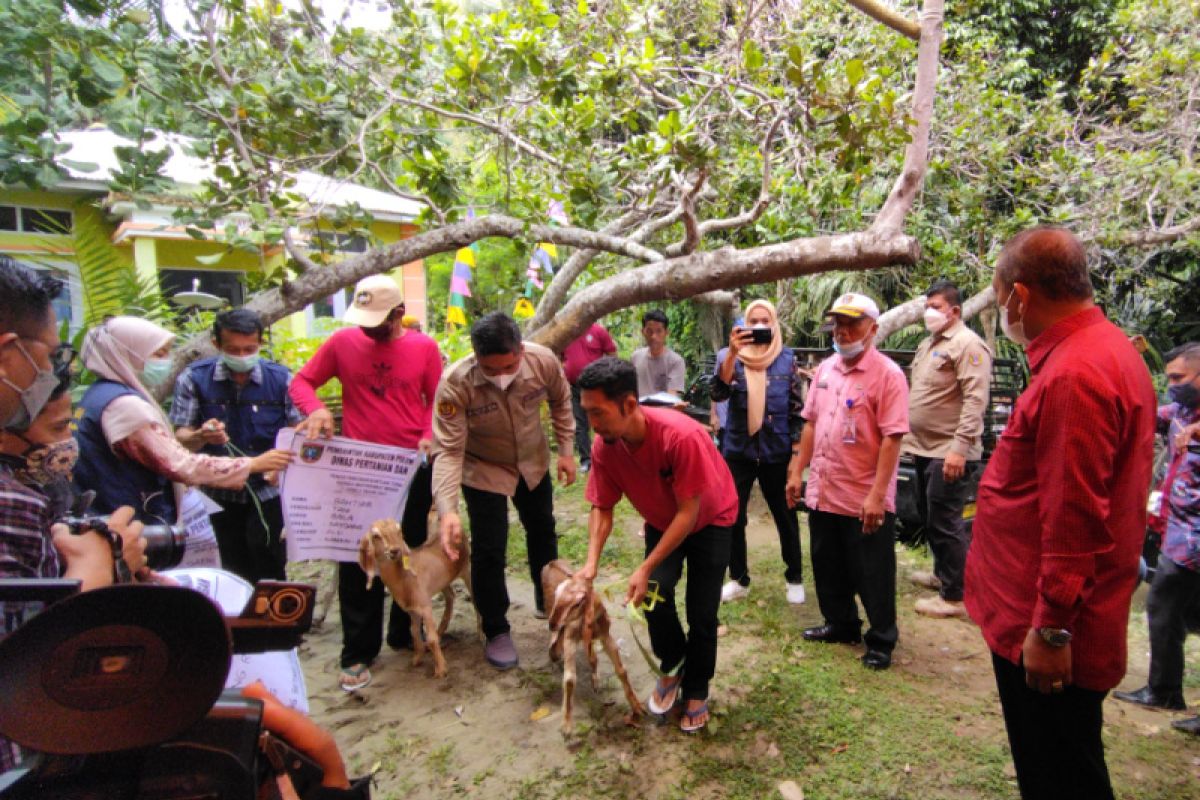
[
  {"x1": 643, "y1": 37, "x2": 655, "y2": 62},
  {"x1": 845, "y1": 59, "x2": 865, "y2": 88},
  {"x1": 743, "y1": 40, "x2": 764, "y2": 72},
  {"x1": 576, "y1": 0, "x2": 589, "y2": 13}
]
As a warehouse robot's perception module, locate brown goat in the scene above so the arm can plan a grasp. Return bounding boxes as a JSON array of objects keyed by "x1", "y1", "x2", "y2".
[
  {"x1": 541, "y1": 559, "x2": 645, "y2": 733},
  {"x1": 358, "y1": 519, "x2": 474, "y2": 679}
]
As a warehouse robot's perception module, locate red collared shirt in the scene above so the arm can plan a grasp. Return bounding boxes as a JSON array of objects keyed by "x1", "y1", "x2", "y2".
[{"x1": 964, "y1": 307, "x2": 1156, "y2": 691}]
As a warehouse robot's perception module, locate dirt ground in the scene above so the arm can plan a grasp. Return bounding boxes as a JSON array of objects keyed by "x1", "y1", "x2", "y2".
[{"x1": 293, "y1": 493, "x2": 1200, "y2": 799}]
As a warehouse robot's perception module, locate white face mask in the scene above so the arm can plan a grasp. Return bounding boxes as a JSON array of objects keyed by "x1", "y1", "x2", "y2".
[
  {"x1": 833, "y1": 338, "x2": 865, "y2": 360},
  {"x1": 999, "y1": 287, "x2": 1031, "y2": 347},
  {"x1": 923, "y1": 307, "x2": 949, "y2": 334},
  {"x1": 484, "y1": 372, "x2": 516, "y2": 391}
]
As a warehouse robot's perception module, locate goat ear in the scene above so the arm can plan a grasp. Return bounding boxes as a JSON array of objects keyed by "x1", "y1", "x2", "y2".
[{"x1": 358, "y1": 534, "x2": 378, "y2": 585}]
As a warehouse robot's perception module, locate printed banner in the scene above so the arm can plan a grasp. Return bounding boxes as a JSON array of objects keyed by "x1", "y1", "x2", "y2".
[{"x1": 275, "y1": 428, "x2": 420, "y2": 562}]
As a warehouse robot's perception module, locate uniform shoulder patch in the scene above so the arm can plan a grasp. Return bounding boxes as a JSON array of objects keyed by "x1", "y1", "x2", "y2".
[
  {"x1": 969, "y1": 352, "x2": 982, "y2": 367},
  {"x1": 437, "y1": 401, "x2": 458, "y2": 418}
]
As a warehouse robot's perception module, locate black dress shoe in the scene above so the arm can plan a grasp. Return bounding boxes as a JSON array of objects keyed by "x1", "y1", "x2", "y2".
[
  {"x1": 802, "y1": 624, "x2": 862, "y2": 644},
  {"x1": 1172, "y1": 716, "x2": 1200, "y2": 735},
  {"x1": 1112, "y1": 685, "x2": 1186, "y2": 711},
  {"x1": 861, "y1": 650, "x2": 891, "y2": 670}
]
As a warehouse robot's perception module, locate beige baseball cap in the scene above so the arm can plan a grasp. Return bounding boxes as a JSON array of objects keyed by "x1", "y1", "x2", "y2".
[
  {"x1": 344, "y1": 274, "x2": 403, "y2": 327},
  {"x1": 826, "y1": 292, "x2": 880, "y2": 320}
]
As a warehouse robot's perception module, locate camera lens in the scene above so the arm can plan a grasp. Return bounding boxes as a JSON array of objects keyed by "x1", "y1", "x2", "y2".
[{"x1": 140, "y1": 524, "x2": 187, "y2": 571}]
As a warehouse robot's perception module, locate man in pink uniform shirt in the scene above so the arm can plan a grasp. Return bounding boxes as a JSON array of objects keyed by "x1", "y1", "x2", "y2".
[
  {"x1": 290, "y1": 274, "x2": 443, "y2": 692},
  {"x1": 786, "y1": 293, "x2": 909, "y2": 671}
]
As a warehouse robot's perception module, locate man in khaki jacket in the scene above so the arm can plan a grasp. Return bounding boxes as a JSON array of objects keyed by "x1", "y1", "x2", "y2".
[
  {"x1": 434, "y1": 312, "x2": 576, "y2": 669},
  {"x1": 903, "y1": 280, "x2": 991, "y2": 618}
]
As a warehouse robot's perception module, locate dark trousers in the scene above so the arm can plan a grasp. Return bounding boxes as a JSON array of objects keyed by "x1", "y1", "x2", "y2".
[
  {"x1": 338, "y1": 463, "x2": 432, "y2": 668},
  {"x1": 808, "y1": 509, "x2": 898, "y2": 653},
  {"x1": 726, "y1": 458, "x2": 803, "y2": 586},
  {"x1": 992, "y1": 652, "x2": 1113, "y2": 800},
  {"x1": 1148, "y1": 555, "x2": 1200, "y2": 696},
  {"x1": 644, "y1": 523, "x2": 731, "y2": 702},
  {"x1": 464, "y1": 472, "x2": 558, "y2": 639},
  {"x1": 570, "y1": 383, "x2": 592, "y2": 465},
  {"x1": 211, "y1": 494, "x2": 286, "y2": 584},
  {"x1": 913, "y1": 456, "x2": 973, "y2": 601}
]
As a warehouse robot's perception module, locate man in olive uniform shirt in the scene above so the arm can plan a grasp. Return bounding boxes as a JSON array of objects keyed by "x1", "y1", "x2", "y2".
[
  {"x1": 903, "y1": 280, "x2": 991, "y2": 618},
  {"x1": 434, "y1": 313, "x2": 577, "y2": 669}
]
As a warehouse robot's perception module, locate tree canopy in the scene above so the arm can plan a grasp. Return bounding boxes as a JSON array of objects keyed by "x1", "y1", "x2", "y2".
[{"x1": 1, "y1": 0, "x2": 1196, "y2": 360}]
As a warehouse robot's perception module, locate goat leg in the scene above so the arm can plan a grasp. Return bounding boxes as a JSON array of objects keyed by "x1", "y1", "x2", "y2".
[
  {"x1": 601, "y1": 632, "x2": 646, "y2": 719},
  {"x1": 409, "y1": 610, "x2": 427, "y2": 669},
  {"x1": 424, "y1": 606, "x2": 448, "y2": 679},
  {"x1": 438, "y1": 587, "x2": 454, "y2": 637},
  {"x1": 561, "y1": 630, "x2": 578, "y2": 734},
  {"x1": 460, "y1": 570, "x2": 484, "y2": 642},
  {"x1": 587, "y1": 636, "x2": 600, "y2": 692}
]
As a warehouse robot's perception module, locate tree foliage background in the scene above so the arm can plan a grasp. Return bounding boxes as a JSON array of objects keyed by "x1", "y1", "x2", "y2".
[{"x1": 0, "y1": 0, "x2": 1195, "y2": 360}]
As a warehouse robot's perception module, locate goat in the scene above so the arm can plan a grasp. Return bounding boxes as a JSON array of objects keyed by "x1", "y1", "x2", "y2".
[
  {"x1": 541, "y1": 559, "x2": 645, "y2": 733},
  {"x1": 358, "y1": 519, "x2": 474, "y2": 679}
]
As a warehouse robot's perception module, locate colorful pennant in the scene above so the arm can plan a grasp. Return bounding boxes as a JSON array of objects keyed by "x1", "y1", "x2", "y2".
[{"x1": 446, "y1": 209, "x2": 476, "y2": 328}]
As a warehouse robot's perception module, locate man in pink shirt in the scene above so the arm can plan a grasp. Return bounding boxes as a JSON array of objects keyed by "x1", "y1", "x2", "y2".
[
  {"x1": 290, "y1": 274, "x2": 443, "y2": 692},
  {"x1": 575, "y1": 358, "x2": 738, "y2": 733},
  {"x1": 786, "y1": 293, "x2": 909, "y2": 670},
  {"x1": 561, "y1": 322, "x2": 617, "y2": 471}
]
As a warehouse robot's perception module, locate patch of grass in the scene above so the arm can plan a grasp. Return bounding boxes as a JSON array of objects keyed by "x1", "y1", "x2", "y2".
[{"x1": 425, "y1": 742, "x2": 457, "y2": 778}]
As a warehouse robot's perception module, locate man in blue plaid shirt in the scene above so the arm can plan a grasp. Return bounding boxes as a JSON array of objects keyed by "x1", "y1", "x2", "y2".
[{"x1": 170, "y1": 309, "x2": 302, "y2": 583}]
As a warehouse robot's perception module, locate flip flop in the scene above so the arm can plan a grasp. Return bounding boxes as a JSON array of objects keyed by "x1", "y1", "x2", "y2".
[
  {"x1": 338, "y1": 663, "x2": 372, "y2": 692},
  {"x1": 647, "y1": 676, "x2": 681, "y2": 715},
  {"x1": 680, "y1": 701, "x2": 709, "y2": 733}
]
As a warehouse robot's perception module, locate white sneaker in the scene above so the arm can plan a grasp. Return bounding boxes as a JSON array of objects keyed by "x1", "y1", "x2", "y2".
[
  {"x1": 720, "y1": 580, "x2": 750, "y2": 603},
  {"x1": 786, "y1": 583, "x2": 806, "y2": 605}
]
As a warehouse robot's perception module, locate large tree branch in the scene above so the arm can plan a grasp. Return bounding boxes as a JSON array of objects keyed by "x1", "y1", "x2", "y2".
[
  {"x1": 871, "y1": 0, "x2": 944, "y2": 234},
  {"x1": 1115, "y1": 216, "x2": 1200, "y2": 247},
  {"x1": 845, "y1": 0, "x2": 921, "y2": 40},
  {"x1": 528, "y1": 231, "x2": 920, "y2": 351},
  {"x1": 528, "y1": 205, "x2": 685, "y2": 330}
]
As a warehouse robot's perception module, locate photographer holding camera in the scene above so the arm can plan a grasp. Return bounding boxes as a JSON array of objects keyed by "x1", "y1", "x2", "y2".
[
  {"x1": 711, "y1": 299, "x2": 807, "y2": 607},
  {"x1": 0, "y1": 257, "x2": 148, "y2": 773}
]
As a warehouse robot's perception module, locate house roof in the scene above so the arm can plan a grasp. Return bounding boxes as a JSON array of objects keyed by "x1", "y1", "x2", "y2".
[{"x1": 54, "y1": 127, "x2": 424, "y2": 223}]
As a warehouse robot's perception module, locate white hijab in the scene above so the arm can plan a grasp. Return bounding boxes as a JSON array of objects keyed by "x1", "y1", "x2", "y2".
[{"x1": 81, "y1": 316, "x2": 175, "y2": 430}]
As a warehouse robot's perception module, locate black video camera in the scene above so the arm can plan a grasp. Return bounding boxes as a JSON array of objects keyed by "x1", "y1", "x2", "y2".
[
  {"x1": 60, "y1": 514, "x2": 186, "y2": 572},
  {"x1": 0, "y1": 578, "x2": 365, "y2": 800}
]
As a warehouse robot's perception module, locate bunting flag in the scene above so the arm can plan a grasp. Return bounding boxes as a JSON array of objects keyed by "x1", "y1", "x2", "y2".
[
  {"x1": 446, "y1": 209, "x2": 476, "y2": 328},
  {"x1": 516, "y1": 200, "x2": 570, "y2": 314},
  {"x1": 513, "y1": 297, "x2": 535, "y2": 320}
]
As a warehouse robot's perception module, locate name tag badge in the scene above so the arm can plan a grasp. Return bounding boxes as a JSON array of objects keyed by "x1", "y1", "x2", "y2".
[{"x1": 816, "y1": 381, "x2": 828, "y2": 389}]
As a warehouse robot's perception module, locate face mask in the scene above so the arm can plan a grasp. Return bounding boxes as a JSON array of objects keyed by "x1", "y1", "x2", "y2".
[
  {"x1": 141, "y1": 358, "x2": 174, "y2": 387},
  {"x1": 484, "y1": 372, "x2": 517, "y2": 391},
  {"x1": 1168, "y1": 381, "x2": 1200, "y2": 410},
  {"x1": 999, "y1": 288, "x2": 1031, "y2": 347},
  {"x1": 221, "y1": 351, "x2": 260, "y2": 373},
  {"x1": 833, "y1": 338, "x2": 865, "y2": 359},
  {"x1": 12, "y1": 436, "x2": 79, "y2": 486},
  {"x1": 2, "y1": 341, "x2": 60, "y2": 431},
  {"x1": 923, "y1": 307, "x2": 949, "y2": 334}
]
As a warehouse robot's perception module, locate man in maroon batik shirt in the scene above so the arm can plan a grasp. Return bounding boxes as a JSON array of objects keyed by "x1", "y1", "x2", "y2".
[
  {"x1": 561, "y1": 322, "x2": 617, "y2": 472},
  {"x1": 964, "y1": 227, "x2": 1156, "y2": 800}
]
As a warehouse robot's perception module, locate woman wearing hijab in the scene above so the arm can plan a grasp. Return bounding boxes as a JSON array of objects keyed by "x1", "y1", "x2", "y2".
[
  {"x1": 710, "y1": 299, "x2": 806, "y2": 605},
  {"x1": 73, "y1": 317, "x2": 291, "y2": 524}
]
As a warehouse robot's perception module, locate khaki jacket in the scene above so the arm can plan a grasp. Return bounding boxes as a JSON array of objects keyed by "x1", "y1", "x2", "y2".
[
  {"x1": 432, "y1": 342, "x2": 574, "y2": 514},
  {"x1": 903, "y1": 320, "x2": 992, "y2": 461}
]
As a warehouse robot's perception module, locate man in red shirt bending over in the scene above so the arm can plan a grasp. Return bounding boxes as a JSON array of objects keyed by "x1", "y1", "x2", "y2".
[
  {"x1": 964, "y1": 227, "x2": 1156, "y2": 800},
  {"x1": 291, "y1": 274, "x2": 443, "y2": 693},
  {"x1": 574, "y1": 357, "x2": 738, "y2": 734}
]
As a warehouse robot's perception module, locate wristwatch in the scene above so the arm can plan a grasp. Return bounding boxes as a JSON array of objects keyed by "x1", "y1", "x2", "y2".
[{"x1": 1037, "y1": 627, "x2": 1072, "y2": 647}]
